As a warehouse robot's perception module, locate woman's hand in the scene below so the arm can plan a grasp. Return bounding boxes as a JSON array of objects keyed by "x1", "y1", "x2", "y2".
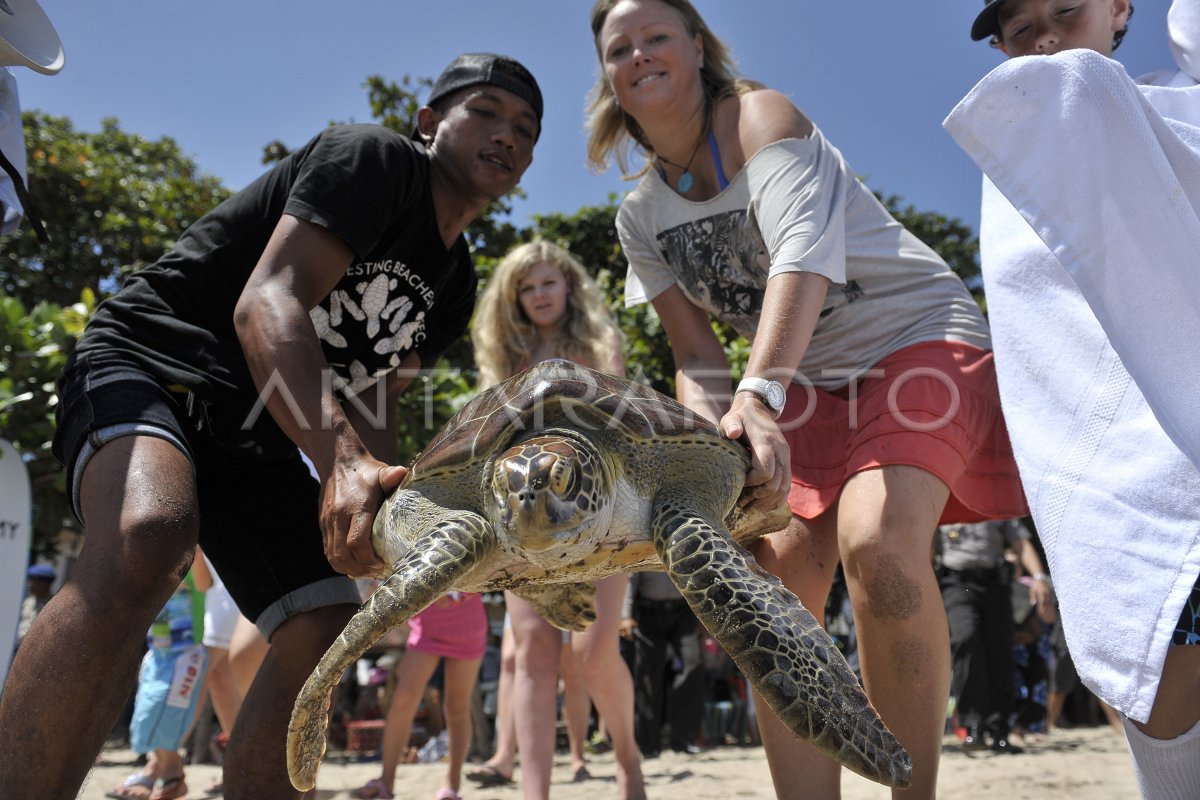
[
  {"x1": 319, "y1": 453, "x2": 407, "y2": 578},
  {"x1": 722, "y1": 392, "x2": 791, "y2": 513}
]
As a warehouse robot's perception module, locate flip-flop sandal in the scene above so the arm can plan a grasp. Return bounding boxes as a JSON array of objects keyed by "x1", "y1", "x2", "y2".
[
  {"x1": 351, "y1": 778, "x2": 396, "y2": 799},
  {"x1": 149, "y1": 775, "x2": 187, "y2": 800},
  {"x1": 434, "y1": 789, "x2": 462, "y2": 800},
  {"x1": 105, "y1": 773, "x2": 156, "y2": 800},
  {"x1": 571, "y1": 766, "x2": 592, "y2": 783},
  {"x1": 465, "y1": 766, "x2": 512, "y2": 787}
]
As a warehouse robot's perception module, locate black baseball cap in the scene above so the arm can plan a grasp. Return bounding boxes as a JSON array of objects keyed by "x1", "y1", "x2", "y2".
[
  {"x1": 971, "y1": 0, "x2": 1009, "y2": 41},
  {"x1": 426, "y1": 53, "x2": 543, "y2": 134}
]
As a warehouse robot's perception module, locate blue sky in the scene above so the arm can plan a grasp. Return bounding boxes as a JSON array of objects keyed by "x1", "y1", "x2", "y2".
[{"x1": 13, "y1": 0, "x2": 1176, "y2": 235}]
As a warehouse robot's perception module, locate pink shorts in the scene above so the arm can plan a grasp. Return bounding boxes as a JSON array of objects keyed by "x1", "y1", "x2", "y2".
[
  {"x1": 406, "y1": 592, "x2": 487, "y2": 661},
  {"x1": 784, "y1": 340, "x2": 1027, "y2": 524}
]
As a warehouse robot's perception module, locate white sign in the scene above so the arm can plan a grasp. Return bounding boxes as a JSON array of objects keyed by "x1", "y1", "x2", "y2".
[{"x1": 0, "y1": 438, "x2": 32, "y2": 694}]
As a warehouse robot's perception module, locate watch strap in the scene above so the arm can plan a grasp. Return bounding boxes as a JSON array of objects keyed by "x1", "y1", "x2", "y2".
[{"x1": 735, "y1": 377, "x2": 785, "y2": 418}]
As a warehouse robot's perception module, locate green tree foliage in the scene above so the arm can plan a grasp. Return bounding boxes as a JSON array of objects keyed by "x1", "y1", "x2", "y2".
[
  {"x1": 0, "y1": 289, "x2": 94, "y2": 557},
  {"x1": 1, "y1": 113, "x2": 230, "y2": 308},
  {"x1": 878, "y1": 191, "x2": 982, "y2": 302}
]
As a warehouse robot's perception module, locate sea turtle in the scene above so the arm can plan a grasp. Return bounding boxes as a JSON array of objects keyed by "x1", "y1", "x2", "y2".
[{"x1": 288, "y1": 360, "x2": 912, "y2": 790}]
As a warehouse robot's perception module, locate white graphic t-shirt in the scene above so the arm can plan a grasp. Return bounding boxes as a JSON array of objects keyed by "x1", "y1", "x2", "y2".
[{"x1": 617, "y1": 128, "x2": 989, "y2": 389}]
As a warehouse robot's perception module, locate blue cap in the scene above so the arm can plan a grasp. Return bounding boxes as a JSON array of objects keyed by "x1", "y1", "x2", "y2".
[{"x1": 27, "y1": 564, "x2": 56, "y2": 580}]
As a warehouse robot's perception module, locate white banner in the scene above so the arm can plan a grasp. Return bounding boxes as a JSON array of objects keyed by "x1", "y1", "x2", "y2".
[{"x1": 0, "y1": 438, "x2": 32, "y2": 694}]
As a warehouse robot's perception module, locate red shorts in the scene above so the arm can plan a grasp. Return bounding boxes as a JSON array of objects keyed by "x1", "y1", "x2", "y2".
[
  {"x1": 783, "y1": 340, "x2": 1027, "y2": 524},
  {"x1": 406, "y1": 592, "x2": 487, "y2": 661}
]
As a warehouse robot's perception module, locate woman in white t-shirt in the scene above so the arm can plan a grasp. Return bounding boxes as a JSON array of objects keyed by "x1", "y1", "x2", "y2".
[{"x1": 587, "y1": 2, "x2": 1026, "y2": 797}]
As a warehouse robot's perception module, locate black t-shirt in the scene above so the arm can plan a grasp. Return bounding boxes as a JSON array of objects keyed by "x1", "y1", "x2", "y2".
[{"x1": 75, "y1": 125, "x2": 476, "y2": 418}]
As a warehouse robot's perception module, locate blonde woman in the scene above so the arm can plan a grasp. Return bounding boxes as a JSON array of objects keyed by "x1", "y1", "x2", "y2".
[
  {"x1": 588, "y1": 2, "x2": 1026, "y2": 798},
  {"x1": 471, "y1": 241, "x2": 644, "y2": 800},
  {"x1": 473, "y1": 240, "x2": 623, "y2": 386}
]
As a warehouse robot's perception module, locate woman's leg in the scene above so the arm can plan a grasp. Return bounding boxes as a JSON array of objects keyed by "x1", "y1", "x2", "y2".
[
  {"x1": 747, "y1": 513, "x2": 842, "y2": 799},
  {"x1": 202, "y1": 647, "x2": 243, "y2": 735},
  {"x1": 227, "y1": 614, "x2": 268, "y2": 698},
  {"x1": 472, "y1": 623, "x2": 517, "y2": 779},
  {"x1": 837, "y1": 465, "x2": 950, "y2": 800},
  {"x1": 472, "y1": 623, "x2": 516, "y2": 782},
  {"x1": 440, "y1": 656, "x2": 482, "y2": 797},
  {"x1": 376, "y1": 651, "x2": 442, "y2": 794},
  {"x1": 508, "y1": 591, "x2": 563, "y2": 800},
  {"x1": 573, "y1": 575, "x2": 645, "y2": 800},
  {"x1": 559, "y1": 639, "x2": 590, "y2": 775}
]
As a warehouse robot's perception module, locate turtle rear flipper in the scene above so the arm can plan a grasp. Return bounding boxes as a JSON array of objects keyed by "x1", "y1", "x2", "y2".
[
  {"x1": 511, "y1": 582, "x2": 597, "y2": 632},
  {"x1": 651, "y1": 494, "x2": 913, "y2": 789},
  {"x1": 287, "y1": 512, "x2": 495, "y2": 791}
]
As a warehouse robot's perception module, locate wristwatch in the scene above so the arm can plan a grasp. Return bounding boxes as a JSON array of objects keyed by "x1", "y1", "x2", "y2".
[{"x1": 736, "y1": 377, "x2": 787, "y2": 419}]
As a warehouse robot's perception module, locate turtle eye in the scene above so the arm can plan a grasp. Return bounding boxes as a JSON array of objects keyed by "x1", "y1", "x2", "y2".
[
  {"x1": 548, "y1": 456, "x2": 577, "y2": 497},
  {"x1": 492, "y1": 460, "x2": 519, "y2": 499}
]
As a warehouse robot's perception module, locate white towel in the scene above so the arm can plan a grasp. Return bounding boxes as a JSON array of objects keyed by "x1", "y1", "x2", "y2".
[
  {"x1": 1168, "y1": 0, "x2": 1200, "y2": 83},
  {"x1": 945, "y1": 49, "x2": 1200, "y2": 470},
  {"x1": 974, "y1": 179, "x2": 1200, "y2": 721},
  {"x1": 944, "y1": 47, "x2": 1200, "y2": 721}
]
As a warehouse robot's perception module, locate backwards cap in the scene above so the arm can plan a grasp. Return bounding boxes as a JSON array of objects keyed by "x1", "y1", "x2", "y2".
[
  {"x1": 971, "y1": 0, "x2": 1007, "y2": 41},
  {"x1": 427, "y1": 53, "x2": 543, "y2": 135}
]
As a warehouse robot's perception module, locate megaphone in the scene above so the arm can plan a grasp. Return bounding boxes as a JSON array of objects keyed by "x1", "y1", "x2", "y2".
[{"x1": 0, "y1": 0, "x2": 63, "y2": 75}]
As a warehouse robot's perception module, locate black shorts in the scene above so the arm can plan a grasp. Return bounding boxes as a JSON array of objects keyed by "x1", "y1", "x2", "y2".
[
  {"x1": 53, "y1": 351, "x2": 360, "y2": 639},
  {"x1": 1172, "y1": 574, "x2": 1200, "y2": 646}
]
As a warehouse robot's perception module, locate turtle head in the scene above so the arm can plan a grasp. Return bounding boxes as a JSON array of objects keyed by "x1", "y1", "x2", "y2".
[{"x1": 491, "y1": 432, "x2": 612, "y2": 555}]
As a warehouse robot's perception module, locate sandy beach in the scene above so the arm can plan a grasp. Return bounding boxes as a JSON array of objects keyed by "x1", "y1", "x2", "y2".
[{"x1": 81, "y1": 725, "x2": 1138, "y2": 800}]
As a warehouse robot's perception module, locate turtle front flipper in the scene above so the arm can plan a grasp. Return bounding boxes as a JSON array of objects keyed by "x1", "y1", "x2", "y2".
[
  {"x1": 287, "y1": 512, "x2": 495, "y2": 792},
  {"x1": 511, "y1": 582, "x2": 597, "y2": 632},
  {"x1": 651, "y1": 494, "x2": 913, "y2": 789}
]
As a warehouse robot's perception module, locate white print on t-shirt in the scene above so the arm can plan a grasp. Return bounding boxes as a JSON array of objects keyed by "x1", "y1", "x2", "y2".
[
  {"x1": 310, "y1": 263, "x2": 431, "y2": 395},
  {"x1": 657, "y1": 209, "x2": 869, "y2": 336},
  {"x1": 346, "y1": 258, "x2": 436, "y2": 305},
  {"x1": 657, "y1": 209, "x2": 767, "y2": 328}
]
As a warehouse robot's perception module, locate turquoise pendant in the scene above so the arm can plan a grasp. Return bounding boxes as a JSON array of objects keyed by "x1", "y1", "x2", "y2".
[{"x1": 677, "y1": 171, "x2": 694, "y2": 193}]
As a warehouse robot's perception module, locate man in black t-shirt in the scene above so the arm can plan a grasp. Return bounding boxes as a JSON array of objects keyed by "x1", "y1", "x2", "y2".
[{"x1": 0, "y1": 53, "x2": 542, "y2": 800}]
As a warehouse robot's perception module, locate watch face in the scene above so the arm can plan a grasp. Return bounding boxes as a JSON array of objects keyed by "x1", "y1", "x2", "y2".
[{"x1": 766, "y1": 381, "x2": 786, "y2": 411}]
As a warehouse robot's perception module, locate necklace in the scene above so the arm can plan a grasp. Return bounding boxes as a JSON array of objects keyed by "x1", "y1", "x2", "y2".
[{"x1": 657, "y1": 128, "x2": 706, "y2": 193}]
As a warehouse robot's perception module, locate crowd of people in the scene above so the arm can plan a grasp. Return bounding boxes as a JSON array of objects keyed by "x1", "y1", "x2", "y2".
[
  {"x1": 24, "y1": 534, "x2": 1116, "y2": 799},
  {"x1": 2, "y1": 0, "x2": 1198, "y2": 799}
]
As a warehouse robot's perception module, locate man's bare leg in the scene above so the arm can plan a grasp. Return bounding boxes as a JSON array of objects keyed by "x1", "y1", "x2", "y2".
[
  {"x1": 222, "y1": 604, "x2": 356, "y2": 799},
  {"x1": 0, "y1": 437, "x2": 199, "y2": 800}
]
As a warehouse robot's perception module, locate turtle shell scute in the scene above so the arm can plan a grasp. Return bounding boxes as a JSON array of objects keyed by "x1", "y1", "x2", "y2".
[{"x1": 410, "y1": 360, "x2": 722, "y2": 476}]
